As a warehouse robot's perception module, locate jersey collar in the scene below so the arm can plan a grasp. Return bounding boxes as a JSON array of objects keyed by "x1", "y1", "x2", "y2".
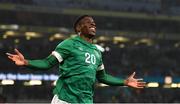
[{"x1": 73, "y1": 35, "x2": 97, "y2": 50}]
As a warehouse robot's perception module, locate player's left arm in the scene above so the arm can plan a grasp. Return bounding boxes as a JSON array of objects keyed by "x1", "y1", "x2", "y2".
[
  {"x1": 95, "y1": 45, "x2": 146, "y2": 88},
  {"x1": 96, "y1": 68, "x2": 146, "y2": 88}
]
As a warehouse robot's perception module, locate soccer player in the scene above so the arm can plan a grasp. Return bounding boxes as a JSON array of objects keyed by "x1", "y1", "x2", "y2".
[{"x1": 6, "y1": 15, "x2": 146, "y2": 104}]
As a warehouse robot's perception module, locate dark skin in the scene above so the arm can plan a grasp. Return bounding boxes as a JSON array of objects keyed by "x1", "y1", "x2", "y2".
[
  {"x1": 6, "y1": 16, "x2": 146, "y2": 88},
  {"x1": 75, "y1": 16, "x2": 146, "y2": 88},
  {"x1": 76, "y1": 16, "x2": 96, "y2": 43}
]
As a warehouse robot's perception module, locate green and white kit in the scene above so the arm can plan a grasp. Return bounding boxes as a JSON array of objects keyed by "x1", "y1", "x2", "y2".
[{"x1": 27, "y1": 35, "x2": 124, "y2": 103}]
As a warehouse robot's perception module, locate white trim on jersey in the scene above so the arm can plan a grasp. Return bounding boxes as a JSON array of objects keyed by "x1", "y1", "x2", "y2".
[
  {"x1": 51, "y1": 95, "x2": 70, "y2": 104},
  {"x1": 97, "y1": 64, "x2": 105, "y2": 71},
  {"x1": 52, "y1": 51, "x2": 63, "y2": 63},
  {"x1": 95, "y1": 44, "x2": 105, "y2": 52}
]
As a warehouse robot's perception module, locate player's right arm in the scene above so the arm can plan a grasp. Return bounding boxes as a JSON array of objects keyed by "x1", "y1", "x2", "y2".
[
  {"x1": 6, "y1": 49, "x2": 58, "y2": 70},
  {"x1": 6, "y1": 39, "x2": 72, "y2": 70}
]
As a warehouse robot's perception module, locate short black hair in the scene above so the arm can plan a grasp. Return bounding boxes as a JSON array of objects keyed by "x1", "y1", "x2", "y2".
[{"x1": 73, "y1": 15, "x2": 91, "y2": 33}]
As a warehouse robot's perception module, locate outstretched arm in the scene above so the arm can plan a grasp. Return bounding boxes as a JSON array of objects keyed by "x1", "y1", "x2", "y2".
[
  {"x1": 6, "y1": 49, "x2": 58, "y2": 70},
  {"x1": 6, "y1": 39, "x2": 73, "y2": 70},
  {"x1": 27, "y1": 55, "x2": 58, "y2": 70},
  {"x1": 96, "y1": 69, "x2": 124, "y2": 86},
  {"x1": 96, "y1": 69, "x2": 146, "y2": 88}
]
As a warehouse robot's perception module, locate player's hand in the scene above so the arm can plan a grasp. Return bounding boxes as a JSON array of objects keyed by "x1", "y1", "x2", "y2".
[
  {"x1": 124, "y1": 72, "x2": 146, "y2": 88},
  {"x1": 6, "y1": 49, "x2": 28, "y2": 66}
]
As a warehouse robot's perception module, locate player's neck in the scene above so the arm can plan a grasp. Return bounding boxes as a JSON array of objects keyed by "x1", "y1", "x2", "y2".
[{"x1": 80, "y1": 34, "x2": 93, "y2": 43}]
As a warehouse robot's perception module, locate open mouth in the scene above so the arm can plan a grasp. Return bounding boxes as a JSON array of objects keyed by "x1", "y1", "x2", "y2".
[{"x1": 89, "y1": 27, "x2": 96, "y2": 33}]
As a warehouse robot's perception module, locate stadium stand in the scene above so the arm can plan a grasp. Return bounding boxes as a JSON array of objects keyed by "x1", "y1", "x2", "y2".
[{"x1": 0, "y1": 0, "x2": 180, "y2": 103}]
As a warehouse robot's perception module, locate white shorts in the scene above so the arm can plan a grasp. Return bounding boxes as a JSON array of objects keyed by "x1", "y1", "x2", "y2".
[{"x1": 51, "y1": 95, "x2": 70, "y2": 104}]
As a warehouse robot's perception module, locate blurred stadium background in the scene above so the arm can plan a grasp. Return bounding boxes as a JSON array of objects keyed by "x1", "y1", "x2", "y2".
[{"x1": 0, "y1": 0, "x2": 180, "y2": 103}]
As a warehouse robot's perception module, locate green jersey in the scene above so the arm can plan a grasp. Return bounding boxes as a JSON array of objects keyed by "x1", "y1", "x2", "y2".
[
  {"x1": 28, "y1": 35, "x2": 124, "y2": 103},
  {"x1": 52, "y1": 35, "x2": 104, "y2": 103}
]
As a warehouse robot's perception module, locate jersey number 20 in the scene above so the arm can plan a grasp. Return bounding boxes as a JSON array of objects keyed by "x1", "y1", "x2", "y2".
[{"x1": 85, "y1": 53, "x2": 96, "y2": 64}]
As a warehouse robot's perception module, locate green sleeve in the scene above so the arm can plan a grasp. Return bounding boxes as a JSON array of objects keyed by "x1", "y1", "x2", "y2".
[
  {"x1": 96, "y1": 69, "x2": 125, "y2": 86},
  {"x1": 27, "y1": 38, "x2": 72, "y2": 70},
  {"x1": 96, "y1": 46, "x2": 124, "y2": 86},
  {"x1": 53, "y1": 39, "x2": 73, "y2": 60},
  {"x1": 27, "y1": 55, "x2": 58, "y2": 70}
]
